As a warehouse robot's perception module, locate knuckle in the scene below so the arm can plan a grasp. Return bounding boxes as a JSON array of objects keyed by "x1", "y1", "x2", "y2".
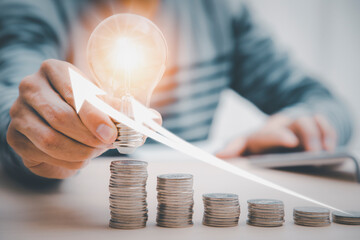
[
  {"x1": 294, "y1": 119, "x2": 317, "y2": 138},
  {"x1": 6, "y1": 127, "x2": 17, "y2": 148},
  {"x1": 9, "y1": 118, "x2": 23, "y2": 132},
  {"x1": 62, "y1": 84, "x2": 75, "y2": 105},
  {"x1": 39, "y1": 131, "x2": 58, "y2": 150},
  {"x1": 19, "y1": 76, "x2": 37, "y2": 97},
  {"x1": 9, "y1": 100, "x2": 20, "y2": 119},
  {"x1": 9, "y1": 104, "x2": 16, "y2": 119},
  {"x1": 23, "y1": 158, "x2": 42, "y2": 169},
  {"x1": 40, "y1": 59, "x2": 75, "y2": 106},
  {"x1": 292, "y1": 119, "x2": 303, "y2": 130},
  {"x1": 84, "y1": 109, "x2": 107, "y2": 128},
  {"x1": 46, "y1": 105, "x2": 73, "y2": 127},
  {"x1": 40, "y1": 59, "x2": 58, "y2": 72},
  {"x1": 84, "y1": 109, "x2": 101, "y2": 124},
  {"x1": 85, "y1": 108, "x2": 98, "y2": 119}
]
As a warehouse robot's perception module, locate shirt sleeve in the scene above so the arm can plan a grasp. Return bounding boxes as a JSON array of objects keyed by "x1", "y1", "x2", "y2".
[
  {"x1": 0, "y1": 0, "x2": 72, "y2": 186},
  {"x1": 229, "y1": 3, "x2": 353, "y2": 145}
]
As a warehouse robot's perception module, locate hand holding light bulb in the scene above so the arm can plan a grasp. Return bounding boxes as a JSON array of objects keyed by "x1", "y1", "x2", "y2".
[
  {"x1": 87, "y1": 13, "x2": 167, "y2": 154},
  {"x1": 6, "y1": 14, "x2": 166, "y2": 179},
  {"x1": 6, "y1": 59, "x2": 118, "y2": 179}
]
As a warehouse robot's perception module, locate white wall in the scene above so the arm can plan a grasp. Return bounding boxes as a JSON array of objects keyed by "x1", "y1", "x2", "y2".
[{"x1": 212, "y1": 0, "x2": 360, "y2": 149}]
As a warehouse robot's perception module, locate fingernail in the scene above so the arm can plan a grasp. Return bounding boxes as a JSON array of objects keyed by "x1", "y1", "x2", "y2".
[
  {"x1": 310, "y1": 139, "x2": 321, "y2": 151},
  {"x1": 96, "y1": 124, "x2": 116, "y2": 143}
]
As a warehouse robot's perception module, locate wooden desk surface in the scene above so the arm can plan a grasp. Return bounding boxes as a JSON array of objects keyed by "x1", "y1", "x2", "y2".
[{"x1": 1, "y1": 148, "x2": 360, "y2": 240}]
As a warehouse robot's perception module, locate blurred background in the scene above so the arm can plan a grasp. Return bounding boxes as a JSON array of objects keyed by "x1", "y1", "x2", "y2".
[{"x1": 210, "y1": 0, "x2": 360, "y2": 150}]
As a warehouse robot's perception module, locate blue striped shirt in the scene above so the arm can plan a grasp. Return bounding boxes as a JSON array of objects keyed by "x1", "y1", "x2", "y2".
[{"x1": 0, "y1": 0, "x2": 353, "y2": 184}]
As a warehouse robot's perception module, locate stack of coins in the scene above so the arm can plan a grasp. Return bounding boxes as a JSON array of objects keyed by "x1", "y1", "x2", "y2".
[
  {"x1": 156, "y1": 173, "x2": 194, "y2": 228},
  {"x1": 202, "y1": 193, "x2": 240, "y2": 227},
  {"x1": 109, "y1": 160, "x2": 148, "y2": 229},
  {"x1": 332, "y1": 211, "x2": 360, "y2": 225},
  {"x1": 247, "y1": 199, "x2": 285, "y2": 227},
  {"x1": 293, "y1": 207, "x2": 330, "y2": 227}
]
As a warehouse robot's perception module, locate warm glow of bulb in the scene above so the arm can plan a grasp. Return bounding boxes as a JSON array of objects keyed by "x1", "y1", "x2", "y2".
[
  {"x1": 87, "y1": 13, "x2": 167, "y2": 105},
  {"x1": 87, "y1": 14, "x2": 167, "y2": 153},
  {"x1": 112, "y1": 37, "x2": 143, "y2": 71}
]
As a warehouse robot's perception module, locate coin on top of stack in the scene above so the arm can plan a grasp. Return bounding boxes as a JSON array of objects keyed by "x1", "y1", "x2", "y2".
[
  {"x1": 247, "y1": 199, "x2": 285, "y2": 227},
  {"x1": 293, "y1": 207, "x2": 330, "y2": 227},
  {"x1": 109, "y1": 160, "x2": 148, "y2": 229},
  {"x1": 332, "y1": 211, "x2": 360, "y2": 225},
  {"x1": 202, "y1": 193, "x2": 240, "y2": 227},
  {"x1": 156, "y1": 173, "x2": 194, "y2": 228}
]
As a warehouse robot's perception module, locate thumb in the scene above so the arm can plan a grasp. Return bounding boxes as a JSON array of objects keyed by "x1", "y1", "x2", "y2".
[
  {"x1": 216, "y1": 137, "x2": 248, "y2": 159},
  {"x1": 78, "y1": 101, "x2": 118, "y2": 145}
]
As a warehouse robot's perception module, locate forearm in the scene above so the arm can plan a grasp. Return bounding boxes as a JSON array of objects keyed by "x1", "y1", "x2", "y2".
[
  {"x1": 0, "y1": 85, "x2": 62, "y2": 186},
  {"x1": 0, "y1": 50, "x2": 61, "y2": 186},
  {"x1": 0, "y1": 0, "x2": 70, "y2": 185}
]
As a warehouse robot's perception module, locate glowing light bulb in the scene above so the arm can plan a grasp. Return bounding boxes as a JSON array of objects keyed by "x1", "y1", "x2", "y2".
[{"x1": 87, "y1": 13, "x2": 167, "y2": 154}]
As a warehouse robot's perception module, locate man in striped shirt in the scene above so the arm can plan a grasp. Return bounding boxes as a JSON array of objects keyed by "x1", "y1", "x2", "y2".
[{"x1": 0, "y1": 0, "x2": 352, "y2": 185}]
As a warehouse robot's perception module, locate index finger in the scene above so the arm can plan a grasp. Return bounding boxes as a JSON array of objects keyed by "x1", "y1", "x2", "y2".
[{"x1": 41, "y1": 59, "x2": 117, "y2": 144}]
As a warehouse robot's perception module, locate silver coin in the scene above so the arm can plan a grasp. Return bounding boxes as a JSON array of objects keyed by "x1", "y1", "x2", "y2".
[
  {"x1": 247, "y1": 220, "x2": 284, "y2": 227},
  {"x1": 246, "y1": 199, "x2": 284, "y2": 228},
  {"x1": 157, "y1": 222, "x2": 193, "y2": 228},
  {"x1": 156, "y1": 173, "x2": 194, "y2": 228},
  {"x1": 205, "y1": 207, "x2": 240, "y2": 212},
  {"x1": 294, "y1": 221, "x2": 330, "y2": 227},
  {"x1": 294, "y1": 218, "x2": 330, "y2": 224},
  {"x1": 248, "y1": 199, "x2": 283, "y2": 206},
  {"x1": 332, "y1": 210, "x2": 360, "y2": 218},
  {"x1": 157, "y1": 173, "x2": 193, "y2": 180},
  {"x1": 292, "y1": 206, "x2": 331, "y2": 227},
  {"x1": 294, "y1": 207, "x2": 330, "y2": 215},
  {"x1": 156, "y1": 220, "x2": 193, "y2": 225},
  {"x1": 204, "y1": 214, "x2": 240, "y2": 220},
  {"x1": 204, "y1": 218, "x2": 239, "y2": 223},
  {"x1": 332, "y1": 211, "x2": 360, "y2": 225},
  {"x1": 109, "y1": 160, "x2": 148, "y2": 230},
  {"x1": 202, "y1": 193, "x2": 241, "y2": 227},
  {"x1": 203, "y1": 193, "x2": 238, "y2": 200},
  {"x1": 157, "y1": 181, "x2": 193, "y2": 185},
  {"x1": 109, "y1": 220, "x2": 146, "y2": 229},
  {"x1": 111, "y1": 159, "x2": 148, "y2": 166},
  {"x1": 203, "y1": 222, "x2": 238, "y2": 227}
]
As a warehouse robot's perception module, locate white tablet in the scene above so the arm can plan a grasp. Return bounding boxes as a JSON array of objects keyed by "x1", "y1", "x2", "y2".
[{"x1": 247, "y1": 149, "x2": 360, "y2": 182}]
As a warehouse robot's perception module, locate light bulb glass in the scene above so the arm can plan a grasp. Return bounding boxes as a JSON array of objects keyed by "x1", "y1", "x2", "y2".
[{"x1": 87, "y1": 13, "x2": 167, "y2": 154}]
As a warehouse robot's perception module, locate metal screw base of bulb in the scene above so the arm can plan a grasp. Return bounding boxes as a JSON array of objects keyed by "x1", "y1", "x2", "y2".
[{"x1": 113, "y1": 121, "x2": 145, "y2": 154}]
